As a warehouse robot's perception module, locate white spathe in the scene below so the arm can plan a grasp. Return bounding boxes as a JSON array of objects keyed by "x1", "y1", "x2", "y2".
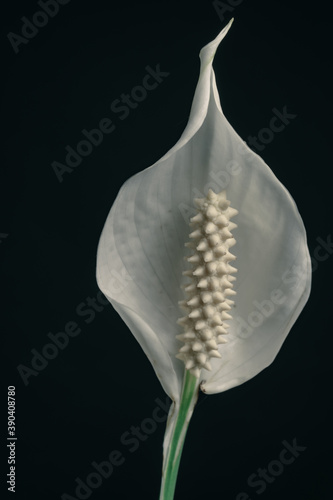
[{"x1": 96, "y1": 19, "x2": 311, "y2": 404}]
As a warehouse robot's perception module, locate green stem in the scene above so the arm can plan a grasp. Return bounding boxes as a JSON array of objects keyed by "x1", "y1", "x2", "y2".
[{"x1": 159, "y1": 370, "x2": 200, "y2": 500}]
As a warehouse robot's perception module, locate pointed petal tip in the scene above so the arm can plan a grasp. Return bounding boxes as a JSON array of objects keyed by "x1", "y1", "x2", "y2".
[
  {"x1": 199, "y1": 18, "x2": 234, "y2": 60},
  {"x1": 198, "y1": 19, "x2": 234, "y2": 80}
]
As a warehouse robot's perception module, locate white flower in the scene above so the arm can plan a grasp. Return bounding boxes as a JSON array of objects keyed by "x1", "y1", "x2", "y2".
[{"x1": 96, "y1": 19, "x2": 311, "y2": 498}]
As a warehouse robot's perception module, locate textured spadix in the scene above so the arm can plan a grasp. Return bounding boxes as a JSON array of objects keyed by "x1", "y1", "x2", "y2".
[
  {"x1": 176, "y1": 189, "x2": 238, "y2": 378},
  {"x1": 96, "y1": 19, "x2": 311, "y2": 406}
]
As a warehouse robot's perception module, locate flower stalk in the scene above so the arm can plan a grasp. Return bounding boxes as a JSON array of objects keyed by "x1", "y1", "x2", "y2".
[
  {"x1": 159, "y1": 369, "x2": 200, "y2": 500},
  {"x1": 96, "y1": 18, "x2": 312, "y2": 500}
]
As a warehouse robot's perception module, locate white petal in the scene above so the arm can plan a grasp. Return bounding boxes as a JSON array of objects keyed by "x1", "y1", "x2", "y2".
[{"x1": 96, "y1": 18, "x2": 311, "y2": 403}]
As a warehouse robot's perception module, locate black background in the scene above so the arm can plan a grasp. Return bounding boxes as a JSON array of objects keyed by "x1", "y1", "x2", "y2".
[{"x1": 1, "y1": 1, "x2": 332, "y2": 499}]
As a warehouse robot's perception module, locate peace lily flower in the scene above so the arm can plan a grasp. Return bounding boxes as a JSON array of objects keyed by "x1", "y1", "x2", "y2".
[{"x1": 96, "y1": 19, "x2": 311, "y2": 500}]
